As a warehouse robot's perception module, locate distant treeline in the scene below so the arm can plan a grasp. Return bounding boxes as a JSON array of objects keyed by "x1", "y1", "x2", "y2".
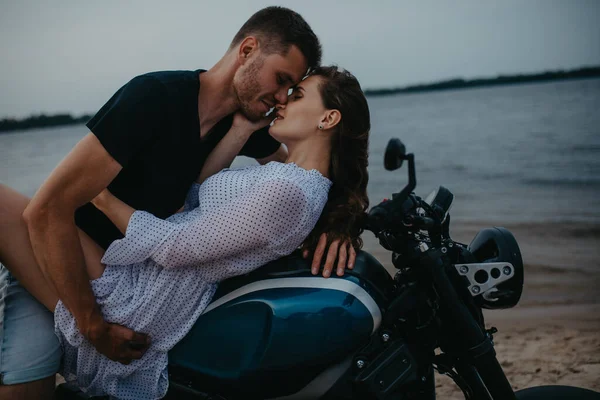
[
  {"x1": 363, "y1": 66, "x2": 600, "y2": 97},
  {"x1": 2, "y1": 66, "x2": 599, "y2": 133},
  {"x1": 0, "y1": 113, "x2": 92, "y2": 133}
]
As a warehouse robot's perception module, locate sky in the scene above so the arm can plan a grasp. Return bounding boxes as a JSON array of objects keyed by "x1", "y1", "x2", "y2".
[{"x1": 1, "y1": 0, "x2": 599, "y2": 119}]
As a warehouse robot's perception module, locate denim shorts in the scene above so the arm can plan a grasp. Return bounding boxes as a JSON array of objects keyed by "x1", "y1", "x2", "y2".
[{"x1": 0, "y1": 263, "x2": 62, "y2": 385}]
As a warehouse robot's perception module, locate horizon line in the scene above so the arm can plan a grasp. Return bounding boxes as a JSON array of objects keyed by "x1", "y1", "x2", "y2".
[{"x1": 1, "y1": 64, "x2": 599, "y2": 121}]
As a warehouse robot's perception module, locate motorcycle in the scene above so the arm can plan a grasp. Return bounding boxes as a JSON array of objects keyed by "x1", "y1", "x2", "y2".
[{"x1": 57, "y1": 139, "x2": 600, "y2": 399}]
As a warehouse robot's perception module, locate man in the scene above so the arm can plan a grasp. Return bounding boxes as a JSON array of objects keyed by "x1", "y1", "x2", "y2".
[{"x1": 0, "y1": 6, "x2": 356, "y2": 399}]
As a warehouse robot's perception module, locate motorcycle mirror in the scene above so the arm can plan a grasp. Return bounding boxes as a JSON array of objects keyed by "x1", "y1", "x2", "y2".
[{"x1": 384, "y1": 139, "x2": 406, "y2": 171}]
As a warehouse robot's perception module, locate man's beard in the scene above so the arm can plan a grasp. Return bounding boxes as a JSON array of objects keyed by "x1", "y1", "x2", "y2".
[{"x1": 234, "y1": 56, "x2": 266, "y2": 122}]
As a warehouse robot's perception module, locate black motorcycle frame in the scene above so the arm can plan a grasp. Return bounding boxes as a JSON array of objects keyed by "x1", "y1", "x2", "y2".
[{"x1": 354, "y1": 140, "x2": 518, "y2": 399}]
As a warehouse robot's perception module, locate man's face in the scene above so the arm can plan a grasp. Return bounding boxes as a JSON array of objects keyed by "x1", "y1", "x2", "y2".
[{"x1": 233, "y1": 44, "x2": 308, "y2": 121}]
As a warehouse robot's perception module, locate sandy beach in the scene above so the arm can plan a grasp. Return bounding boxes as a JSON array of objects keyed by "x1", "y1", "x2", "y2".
[
  {"x1": 365, "y1": 221, "x2": 600, "y2": 398},
  {"x1": 55, "y1": 221, "x2": 599, "y2": 398}
]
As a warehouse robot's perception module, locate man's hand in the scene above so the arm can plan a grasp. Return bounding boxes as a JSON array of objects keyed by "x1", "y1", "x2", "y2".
[
  {"x1": 87, "y1": 319, "x2": 150, "y2": 365},
  {"x1": 304, "y1": 233, "x2": 357, "y2": 278}
]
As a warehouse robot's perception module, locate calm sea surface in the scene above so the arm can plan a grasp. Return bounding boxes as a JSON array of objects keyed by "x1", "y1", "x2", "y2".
[{"x1": 1, "y1": 78, "x2": 599, "y2": 226}]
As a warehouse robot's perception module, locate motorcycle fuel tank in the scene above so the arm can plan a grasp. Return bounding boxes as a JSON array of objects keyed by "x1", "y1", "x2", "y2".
[{"x1": 167, "y1": 250, "x2": 392, "y2": 399}]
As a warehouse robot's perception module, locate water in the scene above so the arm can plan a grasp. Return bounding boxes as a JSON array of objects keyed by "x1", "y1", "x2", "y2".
[
  {"x1": 365, "y1": 78, "x2": 600, "y2": 223},
  {"x1": 1, "y1": 78, "x2": 599, "y2": 225}
]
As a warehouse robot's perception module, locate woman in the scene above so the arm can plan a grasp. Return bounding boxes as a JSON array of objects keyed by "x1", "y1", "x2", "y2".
[{"x1": 0, "y1": 66, "x2": 370, "y2": 399}]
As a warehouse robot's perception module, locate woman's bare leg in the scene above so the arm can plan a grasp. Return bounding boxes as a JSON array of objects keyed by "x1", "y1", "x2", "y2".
[{"x1": 0, "y1": 183, "x2": 106, "y2": 312}]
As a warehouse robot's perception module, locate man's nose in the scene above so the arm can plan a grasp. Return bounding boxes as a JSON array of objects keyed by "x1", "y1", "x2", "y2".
[{"x1": 274, "y1": 88, "x2": 289, "y2": 105}]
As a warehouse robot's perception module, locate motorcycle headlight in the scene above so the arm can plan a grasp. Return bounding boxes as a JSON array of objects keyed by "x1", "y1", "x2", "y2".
[
  {"x1": 465, "y1": 227, "x2": 524, "y2": 309},
  {"x1": 424, "y1": 186, "x2": 453, "y2": 223}
]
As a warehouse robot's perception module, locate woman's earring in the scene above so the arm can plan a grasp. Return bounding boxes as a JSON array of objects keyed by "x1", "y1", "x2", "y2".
[{"x1": 318, "y1": 124, "x2": 324, "y2": 130}]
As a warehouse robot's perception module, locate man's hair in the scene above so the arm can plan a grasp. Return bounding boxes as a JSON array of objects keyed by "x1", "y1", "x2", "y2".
[{"x1": 230, "y1": 6, "x2": 322, "y2": 69}]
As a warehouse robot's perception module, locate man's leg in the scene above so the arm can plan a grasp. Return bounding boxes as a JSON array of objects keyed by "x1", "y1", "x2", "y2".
[
  {"x1": 0, "y1": 184, "x2": 60, "y2": 398},
  {"x1": 0, "y1": 183, "x2": 105, "y2": 399},
  {"x1": 0, "y1": 375, "x2": 56, "y2": 400},
  {"x1": 0, "y1": 263, "x2": 61, "y2": 399}
]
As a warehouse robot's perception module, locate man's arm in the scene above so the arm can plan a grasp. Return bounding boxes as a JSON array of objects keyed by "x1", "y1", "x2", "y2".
[{"x1": 23, "y1": 133, "x2": 148, "y2": 362}]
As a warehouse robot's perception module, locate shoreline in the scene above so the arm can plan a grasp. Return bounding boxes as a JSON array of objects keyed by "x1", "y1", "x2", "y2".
[
  {"x1": 4, "y1": 68, "x2": 599, "y2": 134},
  {"x1": 363, "y1": 66, "x2": 600, "y2": 97}
]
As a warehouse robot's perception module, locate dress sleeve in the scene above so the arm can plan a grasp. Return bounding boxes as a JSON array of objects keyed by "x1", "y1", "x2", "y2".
[
  {"x1": 101, "y1": 179, "x2": 309, "y2": 268},
  {"x1": 86, "y1": 75, "x2": 167, "y2": 167}
]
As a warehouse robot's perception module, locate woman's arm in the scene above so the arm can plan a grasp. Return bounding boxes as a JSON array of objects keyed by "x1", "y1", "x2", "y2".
[
  {"x1": 101, "y1": 179, "x2": 311, "y2": 271},
  {"x1": 91, "y1": 189, "x2": 135, "y2": 235},
  {"x1": 196, "y1": 112, "x2": 271, "y2": 184}
]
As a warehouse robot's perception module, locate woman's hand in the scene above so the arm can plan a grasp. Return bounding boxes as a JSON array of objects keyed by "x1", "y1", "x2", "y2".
[{"x1": 304, "y1": 233, "x2": 357, "y2": 278}]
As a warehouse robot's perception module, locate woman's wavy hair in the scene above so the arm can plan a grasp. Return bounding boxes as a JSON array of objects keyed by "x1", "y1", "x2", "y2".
[{"x1": 301, "y1": 66, "x2": 370, "y2": 255}]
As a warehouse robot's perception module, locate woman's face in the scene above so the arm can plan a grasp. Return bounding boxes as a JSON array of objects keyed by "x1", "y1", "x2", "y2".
[{"x1": 268, "y1": 75, "x2": 327, "y2": 143}]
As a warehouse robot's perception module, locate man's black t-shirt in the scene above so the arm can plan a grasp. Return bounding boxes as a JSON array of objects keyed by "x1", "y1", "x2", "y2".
[{"x1": 75, "y1": 70, "x2": 280, "y2": 250}]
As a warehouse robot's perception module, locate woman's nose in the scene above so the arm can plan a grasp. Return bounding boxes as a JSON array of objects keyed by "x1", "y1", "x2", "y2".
[{"x1": 275, "y1": 103, "x2": 286, "y2": 110}]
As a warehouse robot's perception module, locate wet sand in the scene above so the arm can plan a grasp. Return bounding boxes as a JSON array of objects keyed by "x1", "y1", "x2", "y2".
[{"x1": 366, "y1": 221, "x2": 600, "y2": 398}]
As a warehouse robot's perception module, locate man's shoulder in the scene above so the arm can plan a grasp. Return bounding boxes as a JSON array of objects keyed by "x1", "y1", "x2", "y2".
[
  {"x1": 121, "y1": 70, "x2": 203, "y2": 105},
  {"x1": 132, "y1": 69, "x2": 202, "y2": 87}
]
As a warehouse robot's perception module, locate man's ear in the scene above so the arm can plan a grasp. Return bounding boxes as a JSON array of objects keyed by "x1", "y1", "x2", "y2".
[
  {"x1": 238, "y1": 36, "x2": 258, "y2": 64},
  {"x1": 320, "y1": 109, "x2": 342, "y2": 130}
]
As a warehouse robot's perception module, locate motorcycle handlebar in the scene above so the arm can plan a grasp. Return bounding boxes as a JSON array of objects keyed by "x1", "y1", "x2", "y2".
[
  {"x1": 365, "y1": 193, "x2": 433, "y2": 235},
  {"x1": 370, "y1": 138, "x2": 517, "y2": 399},
  {"x1": 365, "y1": 139, "x2": 417, "y2": 234}
]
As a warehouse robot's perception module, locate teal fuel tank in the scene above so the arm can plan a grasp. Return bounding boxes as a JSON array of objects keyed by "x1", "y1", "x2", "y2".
[{"x1": 167, "y1": 250, "x2": 392, "y2": 399}]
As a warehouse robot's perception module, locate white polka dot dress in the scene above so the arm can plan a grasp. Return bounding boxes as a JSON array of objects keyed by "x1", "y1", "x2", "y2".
[{"x1": 54, "y1": 162, "x2": 331, "y2": 399}]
